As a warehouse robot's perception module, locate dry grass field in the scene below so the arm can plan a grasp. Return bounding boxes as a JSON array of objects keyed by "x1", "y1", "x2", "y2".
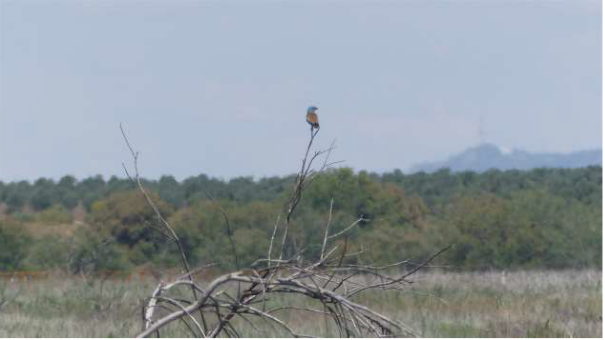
[{"x1": 0, "y1": 269, "x2": 601, "y2": 337}]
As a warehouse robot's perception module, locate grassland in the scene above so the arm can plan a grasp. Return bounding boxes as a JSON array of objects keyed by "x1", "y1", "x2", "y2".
[{"x1": 0, "y1": 269, "x2": 601, "y2": 337}]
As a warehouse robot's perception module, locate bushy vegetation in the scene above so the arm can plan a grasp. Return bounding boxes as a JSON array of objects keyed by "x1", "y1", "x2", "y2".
[{"x1": 0, "y1": 166, "x2": 601, "y2": 272}]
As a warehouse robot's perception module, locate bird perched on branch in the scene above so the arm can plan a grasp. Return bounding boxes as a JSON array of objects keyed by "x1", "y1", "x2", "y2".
[{"x1": 306, "y1": 106, "x2": 320, "y2": 129}]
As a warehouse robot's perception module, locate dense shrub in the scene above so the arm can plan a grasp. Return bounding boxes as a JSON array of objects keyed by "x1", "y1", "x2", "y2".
[
  {"x1": 0, "y1": 219, "x2": 31, "y2": 270},
  {"x1": 35, "y1": 205, "x2": 73, "y2": 224},
  {"x1": 0, "y1": 167, "x2": 601, "y2": 271}
]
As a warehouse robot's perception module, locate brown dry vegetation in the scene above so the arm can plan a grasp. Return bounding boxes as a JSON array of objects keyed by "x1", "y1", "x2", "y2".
[
  {"x1": 0, "y1": 269, "x2": 601, "y2": 337},
  {"x1": 22, "y1": 222, "x2": 84, "y2": 239}
]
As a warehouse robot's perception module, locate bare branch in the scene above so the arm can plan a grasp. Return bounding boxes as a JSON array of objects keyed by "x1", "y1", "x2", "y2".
[
  {"x1": 328, "y1": 217, "x2": 368, "y2": 240},
  {"x1": 320, "y1": 198, "x2": 334, "y2": 261},
  {"x1": 120, "y1": 123, "x2": 208, "y2": 332}
]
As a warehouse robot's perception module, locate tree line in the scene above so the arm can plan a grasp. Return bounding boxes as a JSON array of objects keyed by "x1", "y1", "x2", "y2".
[{"x1": 0, "y1": 166, "x2": 601, "y2": 272}]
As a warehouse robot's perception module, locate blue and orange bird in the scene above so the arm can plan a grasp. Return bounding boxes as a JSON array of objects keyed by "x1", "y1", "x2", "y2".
[{"x1": 306, "y1": 106, "x2": 320, "y2": 129}]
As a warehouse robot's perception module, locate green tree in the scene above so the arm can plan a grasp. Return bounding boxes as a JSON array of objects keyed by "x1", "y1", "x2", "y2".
[
  {"x1": 88, "y1": 190, "x2": 174, "y2": 265},
  {"x1": 57, "y1": 175, "x2": 79, "y2": 209},
  {"x1": 0, "y1": 219, "x2": 31, "y2": 270}
]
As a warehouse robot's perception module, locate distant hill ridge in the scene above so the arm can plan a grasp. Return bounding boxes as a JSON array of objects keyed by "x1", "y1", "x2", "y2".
[{"x1": 410, "y1": 143, "x2": 603, "y2": 173}]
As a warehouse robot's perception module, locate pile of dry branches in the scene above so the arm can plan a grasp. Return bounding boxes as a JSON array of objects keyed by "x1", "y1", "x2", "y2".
[{"x1": 120, "y1": 125, "x2": 448, "y2": 338}]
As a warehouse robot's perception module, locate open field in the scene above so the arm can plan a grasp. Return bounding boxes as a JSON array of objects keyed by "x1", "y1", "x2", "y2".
[{"x1": 0, "y1": 269, "x2": 601, "y2": 337}]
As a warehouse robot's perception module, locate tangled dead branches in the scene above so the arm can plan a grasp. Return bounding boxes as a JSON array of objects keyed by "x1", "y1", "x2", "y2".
[{"x1": 120, "y1": 123, "x2": 449, "y2": 338}]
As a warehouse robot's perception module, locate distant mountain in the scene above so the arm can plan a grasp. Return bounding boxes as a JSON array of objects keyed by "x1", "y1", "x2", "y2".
[{"x1": 410, "y1": 143, "x2": 602, "y2": 173}]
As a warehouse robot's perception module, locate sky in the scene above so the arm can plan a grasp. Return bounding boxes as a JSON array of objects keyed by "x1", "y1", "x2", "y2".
[{"x1": 0, "y1": 0, "x2": 602, "y2": 182}]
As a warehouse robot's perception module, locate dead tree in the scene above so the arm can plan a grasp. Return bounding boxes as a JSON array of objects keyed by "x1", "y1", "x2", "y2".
[{"x1": 120, "y1": 124, "x2": 449, "y2": 338}]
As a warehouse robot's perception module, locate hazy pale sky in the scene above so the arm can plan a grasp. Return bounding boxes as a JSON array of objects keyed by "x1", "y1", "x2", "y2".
[{"x1": 0, "y1": 0, "x2": 602, "y2": 181}]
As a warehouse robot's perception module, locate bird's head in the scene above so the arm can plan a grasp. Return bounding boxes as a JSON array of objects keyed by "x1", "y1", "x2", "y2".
[{"x1": 307, "y1": 106, "x2": 318, "y2": 113}]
